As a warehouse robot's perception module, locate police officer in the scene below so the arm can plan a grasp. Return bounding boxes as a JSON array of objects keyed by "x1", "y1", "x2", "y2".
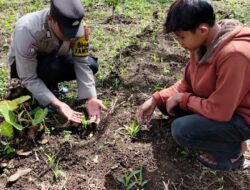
[{"x1": 7, "y1": 0, "x2": 107, "y2": 124}]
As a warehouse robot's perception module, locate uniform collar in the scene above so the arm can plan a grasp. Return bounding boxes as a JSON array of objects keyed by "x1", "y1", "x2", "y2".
[{"x1": 43, "y1": 10, "x2": 59, "y2": 42}]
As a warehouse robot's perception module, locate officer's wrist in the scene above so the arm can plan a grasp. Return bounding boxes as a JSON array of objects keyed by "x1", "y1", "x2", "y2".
[{"x1": 50, "y1": 98, "x2": 63, "y2": 109}]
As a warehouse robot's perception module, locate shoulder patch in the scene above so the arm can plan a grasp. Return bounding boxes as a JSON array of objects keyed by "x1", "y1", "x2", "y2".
[
  {"x1": 71, "y1": 37, "x2": 89, "y2": 57},
  {"x1": 26, "y1": 43, "x2": 38, "y2": 57}
]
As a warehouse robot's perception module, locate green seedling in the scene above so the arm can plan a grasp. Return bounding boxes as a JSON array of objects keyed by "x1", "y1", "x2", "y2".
[
  {"x1": 63, "y1": 130, "x2": 72, "y2": 141},
  {"x1": 163, "y1": 67, "x2": 170, "y2": 76},
  {"x1": 103, "y1": 99, "x2": 110, "y2": 108},
  {"x1": 117, "y1": 166, "x2": 148, "y2": 190},
  {"x1": 81, "y1": 115, "x2": 89, "y2": 128},
  {"x1": 151, "y1": 84, "x2": 165, "y2": 92},
  {"x1": 133, "y1": 166, "x2": 148, "y2": 189},
  {"x1": 120, "y1": 120, "x2": 141, "y2": 138},
  {"x1": 45, "y1": 153, "x2": 65, "y2": 179}
]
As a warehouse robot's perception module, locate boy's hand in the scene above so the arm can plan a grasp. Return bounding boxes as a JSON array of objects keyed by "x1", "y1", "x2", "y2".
[
  {"x1": 51, "y1": 99, "x2": 83, "y2": 123},
  {"x1": 87, "y1": 97, "x2": 107, "y2": 124},
  {"x1": 136, "y1": 97, "x2": 157, "y2": 124},
  {"x1": 166, "y1": 93, "x2": 183, "y2": 116}
]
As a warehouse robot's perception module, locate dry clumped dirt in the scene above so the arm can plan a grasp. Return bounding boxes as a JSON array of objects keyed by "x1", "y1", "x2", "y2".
[{"x1": 1, "y1": 4, "x2": 250, "y2": 190}]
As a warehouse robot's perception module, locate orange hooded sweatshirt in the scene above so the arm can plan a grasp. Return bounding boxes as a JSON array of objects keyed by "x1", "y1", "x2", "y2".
[{"x1": 153, "y1": 20, "x2": 250, "y2": 124}]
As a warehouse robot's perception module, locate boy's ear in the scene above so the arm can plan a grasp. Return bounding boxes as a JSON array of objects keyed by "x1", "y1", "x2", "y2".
[{"x1": 197, "y1": 24, "x2": 209, "y2": 35}]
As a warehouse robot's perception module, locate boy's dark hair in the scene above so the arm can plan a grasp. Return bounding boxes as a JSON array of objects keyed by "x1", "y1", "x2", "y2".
[{"x1": 164, "y1": 0, "x2": 215, "y2": 33}]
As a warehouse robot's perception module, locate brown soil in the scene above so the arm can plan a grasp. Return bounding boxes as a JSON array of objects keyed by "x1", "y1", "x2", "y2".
[
  {"x1": 1, "y1": 8, "x2": 250, "y2": 190},
  {"x1": 102, "y1": 14, "x2": 135, "y2": 25}
]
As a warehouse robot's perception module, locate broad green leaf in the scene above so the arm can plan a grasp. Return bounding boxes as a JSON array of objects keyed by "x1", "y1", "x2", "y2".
[
  {"x1": 32, "y1": 108, "x2": 48, "y2": 125},
  {"x1": 0, "y1": 96, "x2": 30, "y2": 111},
  {"x1": 0, "y1": 121, "x2": 14, "y2": 137},
  {"x1": 11, "y1": 95, "x2": 30, "y2": 105},
  {"x1": 0, "y1": 107, "x2": 23, "y2": 130}
]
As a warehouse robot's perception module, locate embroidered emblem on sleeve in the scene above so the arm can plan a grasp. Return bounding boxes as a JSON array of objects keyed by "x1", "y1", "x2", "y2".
[
  {"x1": 26, "y1": 43, "x2": 38, "y2": 57},
  {"x1": 71, "y1": 37, "x2": 89, "y2": 57}
]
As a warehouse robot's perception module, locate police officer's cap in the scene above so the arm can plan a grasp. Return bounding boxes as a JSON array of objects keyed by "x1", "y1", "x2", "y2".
[{"x1": 50, "y1": 0, "x2": 84, "y2": 38}]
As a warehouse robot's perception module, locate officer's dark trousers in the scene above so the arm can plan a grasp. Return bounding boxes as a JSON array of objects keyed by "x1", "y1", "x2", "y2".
[
  {"x1": 11, "y1": 52, "x2": 98, "y2": 90},
  {"x1": 166, "y1": 107, "x2": 250, "y2": 162}
]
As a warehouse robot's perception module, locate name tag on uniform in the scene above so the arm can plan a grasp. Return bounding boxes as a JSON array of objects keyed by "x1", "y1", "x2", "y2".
[{"x1": 72, "y1": 37, "x2": 89, "y2": 57}]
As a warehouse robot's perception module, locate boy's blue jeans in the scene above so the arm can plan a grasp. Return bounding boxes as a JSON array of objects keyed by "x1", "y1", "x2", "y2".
[{"x1": 170, "y1": 108, "x2": 250, "y2": 161}]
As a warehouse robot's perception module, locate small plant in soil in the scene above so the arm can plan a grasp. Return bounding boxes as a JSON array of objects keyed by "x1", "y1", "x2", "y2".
[
  {"x1": 117, "y1": 166, "x2": 148, "y2": 190},
  {"x1": 120, "y1": 120, "x2": 141, "y2": 139},
  {"x1": 80, "y1": 115, "x2": 97, "y2": 138},
  {"x1": 45, "y1": 153, "x2": 65, "y2": 179},
  {"x1": 0, "y1": 141, "x2": 15, "y2": 156},
  {"x1": 0, "y1": 95, "x2": 48, "y2": 141},
  {"x1": 81, "y1": 115, "x2": 89, "y2": 129},
  {"x1": 150, "y1": 84, "x2": 166, "y2": 93},
  {"x1": 103, "y1": 99, "x2": 110, "y2": 108},
  {"x1": 63, "y1": 130, "x2": 72, "y2": 141}
]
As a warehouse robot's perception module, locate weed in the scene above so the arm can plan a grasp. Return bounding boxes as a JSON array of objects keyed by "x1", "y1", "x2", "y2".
[{"x1": 117, "y1": 166, "x2": 148, "y2": 190}]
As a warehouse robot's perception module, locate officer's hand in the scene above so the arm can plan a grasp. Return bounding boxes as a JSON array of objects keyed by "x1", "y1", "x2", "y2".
[
  {"x1": 87, "y1": 97, "x2": 107, "y2": 124},
  {"x1": 57, "y1": 102, "x2": 83, "y2": 123},
  {"x1": 136, "y1": 97, "x2": 157, "y2": 124}
]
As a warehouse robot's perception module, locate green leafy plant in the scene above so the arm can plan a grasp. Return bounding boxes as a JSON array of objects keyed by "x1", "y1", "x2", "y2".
[
  {"x1": 63, "y1": 130, "x2": 72, "y2": 141},
  {"x1": 150, "y1": 84, "x2": 165, "y2": 93},
  {"x1": 81, "y1": 115, "x2": 89, "y2": 128},
  {"x1": 223, "y1": 0, "x2": 246, "y2": 22},
  {"x1": 103, "y1": 99, "x2": 110, "y2": 108},
  {"x1": 120, "y1": 120, "x2": 141, "y2": 138},
  {"x1": 0, "y1": 141, "x2": 15, "y2": 156},
  {"x1": 0, "y1": 96, "x2": 48, "y2": 139},
  {"x1": 117, "y1": 166, "x2": 148, "y2": 190},
  {"x1": 163, "y1": 67, "x2": 170, "y2": 76},
  {"x1": 45, "y1": 153, "x2": 65, "y2": 179}
]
